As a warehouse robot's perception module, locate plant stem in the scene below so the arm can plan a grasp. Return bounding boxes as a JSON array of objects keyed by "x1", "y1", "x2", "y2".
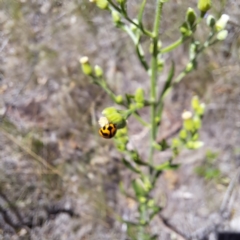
[
  {"x1": 122, "y1": 25, "x2": 149, "y2": 71},
  {"x1": 138, "y1": 0, "x2": 146, "y2": 23},
  {"x1": 137, "y1": 0, "x2": 153, "y2": 37},
  {"x1": 149, "y1": 0, "x2": 163, "y2": 166},
  {"x1": 174, "y1": 71, "x2": 186, "y2": 83},
  {"x1": 107, "y1": 0, "x2": 153, "y2": 37},
  {"x1": 161, "y1": 37, "x2": 184, "y2": 53},
  {"x1": 97, "y1": 79, "x2": 116, "y2": 100},
  {"x1": 133, "y1": 112, "x2": 150, "y2": 127}
]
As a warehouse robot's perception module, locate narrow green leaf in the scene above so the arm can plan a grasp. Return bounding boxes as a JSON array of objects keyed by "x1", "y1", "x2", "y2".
[
  {"x1": 137, "y1": 0, "x2": 147, "y2": 24},
  {"x1": 155, "y1": 161, "x2": 180, "y2": 171},
  {"x1": 152, "y1": 170, "x2": 163, "y2": 186},
  {"x1": 160, "y1": 61, "x2": 175, "y2": 99},
  {"x1": 121, "y1": 219, "x2": 139, "y2": 226},
  {"x1": 132, "y1": 179, "x2": 147, "y2": 197},
  {"x1": 149, "y1": 206, "x2": 162, "y2": 221},
  {"x1": 122, "y1": 158, "x2": 141, "y2": 173},
  {"x1": 186, "y1": 141, "x2": 204, "y2": 149},
  {"x1": 135, "y1": 88, "x2": 145, "y2": 103},
  {"x1": 134, "y1": 159, "x2": 150, "y2": 166}
]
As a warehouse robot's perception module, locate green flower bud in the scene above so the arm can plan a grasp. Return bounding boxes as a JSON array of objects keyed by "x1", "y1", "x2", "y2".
[
  {"x1": 95, "y1": 0, "x2": 108, "y2": 9},
  {"x1": 115, "y1": 95, "x2": 123, "y2": 104},
  {"x1": 102, "y1": 107, "x2": 118, "y2": 116},
  {"x1": 120, "y1": 136, "x2": 129, "y2": 145},
  {"x1": 186, "y1": 141, "x2": 194, "y2": 149},
  {"x1": 115, "y1": 127, "x2": 128, "y2": 137},
  {"x1": 116, "y1": 0, "x2": 126, "y2": 4},
  {"x1": 206, "y1": 15, "x2": 215, "y2": 28},
  {"x1": 179, "y1": 129, "x2": 188, "y2": 140},
  {"x1": 191, "y1": 95, "x2": 200, "y2": 111},
  {"x1": 193, "y1": 116, "x2": 201, "y2": 130},
  {"x1": 129, "y1": 104, "x2": 134, "y2": 110},
  {"x1": 94, "y1": 65, "x2": 103, "y2": 77},
  {"x1": 135, "y1": 88, "x2": 144, "y2": 103},
  {"x1": 155, "y1": 116, "x2": 160, "y2": 125},
  {"x1": 188, "y1": 141, "x2": 204, "y2": 149},
  {"x1": 135, "y1": 102, "x2": 144, "y2": 109},
  {"x1": 116, "y1": 143, "x2": 126, "y2": 152},
  {"x1": 172, "y1": 138, "x2": 180, "y2": 148},
  {"x1": 115, "y1": 128, "x2": 128, "y2": 142},
  {"x1": 186, "y1": 8, "x2": 197, "y2": 28},
  {"x1": 147, "y1": 199, "x2": 155, "y2": 208},
  {"x1": 102, "y1": 107, "x2": 126, "y2": 129},
  {"x1": 108, "y1": 113, "x2": 126, "y2": 129},
  {"x1": 217, "y1": 30, "x2": 228, "y2": 41},
  {"x1": 215, "y1": 14, "x2": 229, "y2": 32},
  {"x1": 79, "y1": 56, "x2": 92, "y2": 75},
  {"x1": 198, "y1": 0, "x2": 211, "y2": 17},
  {"x1": 153, "y1": 142, "x2": 162, "y2": 151},
  {"x1": 186, "y1": 62, "x2": 194, "y2": 72},
  {"x1": 139, "y1": 196, "x2": 147, "y2": 204},
  {"x1": 192, "y1": 133, "x2": 199, "y2": 141},
  {"x1": 184, "y1": 118, "x2": 194, "y2": 131},
  {"x1": 111, "y1": 10, "x2": 121, "y2": 24},
  {"x1": 196, "y1": 103, "x2": 205, "y2": 116},
  {"x1": 180, "y1": 22, "x2": 192, "y2": 36}
]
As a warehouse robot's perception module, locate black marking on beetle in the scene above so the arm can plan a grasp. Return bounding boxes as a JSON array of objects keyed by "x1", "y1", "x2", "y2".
[
  {"x1": 107, "y1": 125, "x2": 113, "y2": 131},
  {"x1": 100, "y1": 130, "x2": 109, "y2": 137}
]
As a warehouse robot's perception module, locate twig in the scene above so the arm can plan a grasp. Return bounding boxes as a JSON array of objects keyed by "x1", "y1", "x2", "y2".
[
  {"x1": 190, "y1": 167, "x2": 240, "y2": 240},
  {"x1": 0, "y1": 127, "x2": 62, "y2": 177},
  {"x1": 220, "y1": 168, "x2": 240, "y2": 214},
  {"x1": 157, "y1": 167, "x2": 240, "y2": 240},
  {"x1": 158, "y1": 214, "x2": 188, "y2": 240}
]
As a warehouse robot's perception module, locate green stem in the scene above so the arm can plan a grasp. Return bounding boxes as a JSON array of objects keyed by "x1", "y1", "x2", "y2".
[
  {"x1": 107, "y1": 0, "x2": 153, "y2": 37},
  {"x1": 161, "y1": 37, "x2": 185, "y2": 53},
  {"x1": 172, "y1": 32, "x2": 216, "y2": 85},
  {"x1": 137, "y1": 0, "x2": 153, "y2": 37},
  {"x1": 149, "y1": 0, "x2": 163, "y2": 166},
  {"x1": 122, "y1": 25, "x2": 149, "y2": 71},
  {"x1": 174, "y1": 71, "x2": 186, "y2": 83},
  {"x1": 97, "y1": 80, "x2": 116, "y2": 100},
  {"x1": 138, "y1": 0, "x2": 147, "y2": 24},
  {"x1": 133, "y1": 112, "x2": 150, "y2": 127},
  {"x1": 107, "y1": 0, "x2": 120, "y2": 11}
]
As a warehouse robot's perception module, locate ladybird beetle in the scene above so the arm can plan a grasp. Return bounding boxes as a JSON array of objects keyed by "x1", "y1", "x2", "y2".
[{"x1": 99, "y1": 123, "x2": 117, "y2": 139}]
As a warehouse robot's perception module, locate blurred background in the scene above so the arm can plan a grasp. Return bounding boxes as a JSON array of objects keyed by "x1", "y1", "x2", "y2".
[{"x1": 0, "y1": 0, "x2": 240, "y2": 239}]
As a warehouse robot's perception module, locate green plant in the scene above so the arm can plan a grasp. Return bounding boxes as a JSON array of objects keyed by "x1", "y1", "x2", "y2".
[
  {"x1": 195, "y1": 149, "x2": 221, "y2": 181},
  {"x1": 80, "y1": 0, "x2": 229, "y2": 239}
]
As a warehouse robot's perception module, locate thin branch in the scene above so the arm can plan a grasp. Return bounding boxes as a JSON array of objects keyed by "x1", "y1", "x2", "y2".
[
  {"x1": 157, "y1": 167, "x2": 240, "y2": 240},
  {"x1": 0, "y1": 127, "x2": 62, "y2": 177}
]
